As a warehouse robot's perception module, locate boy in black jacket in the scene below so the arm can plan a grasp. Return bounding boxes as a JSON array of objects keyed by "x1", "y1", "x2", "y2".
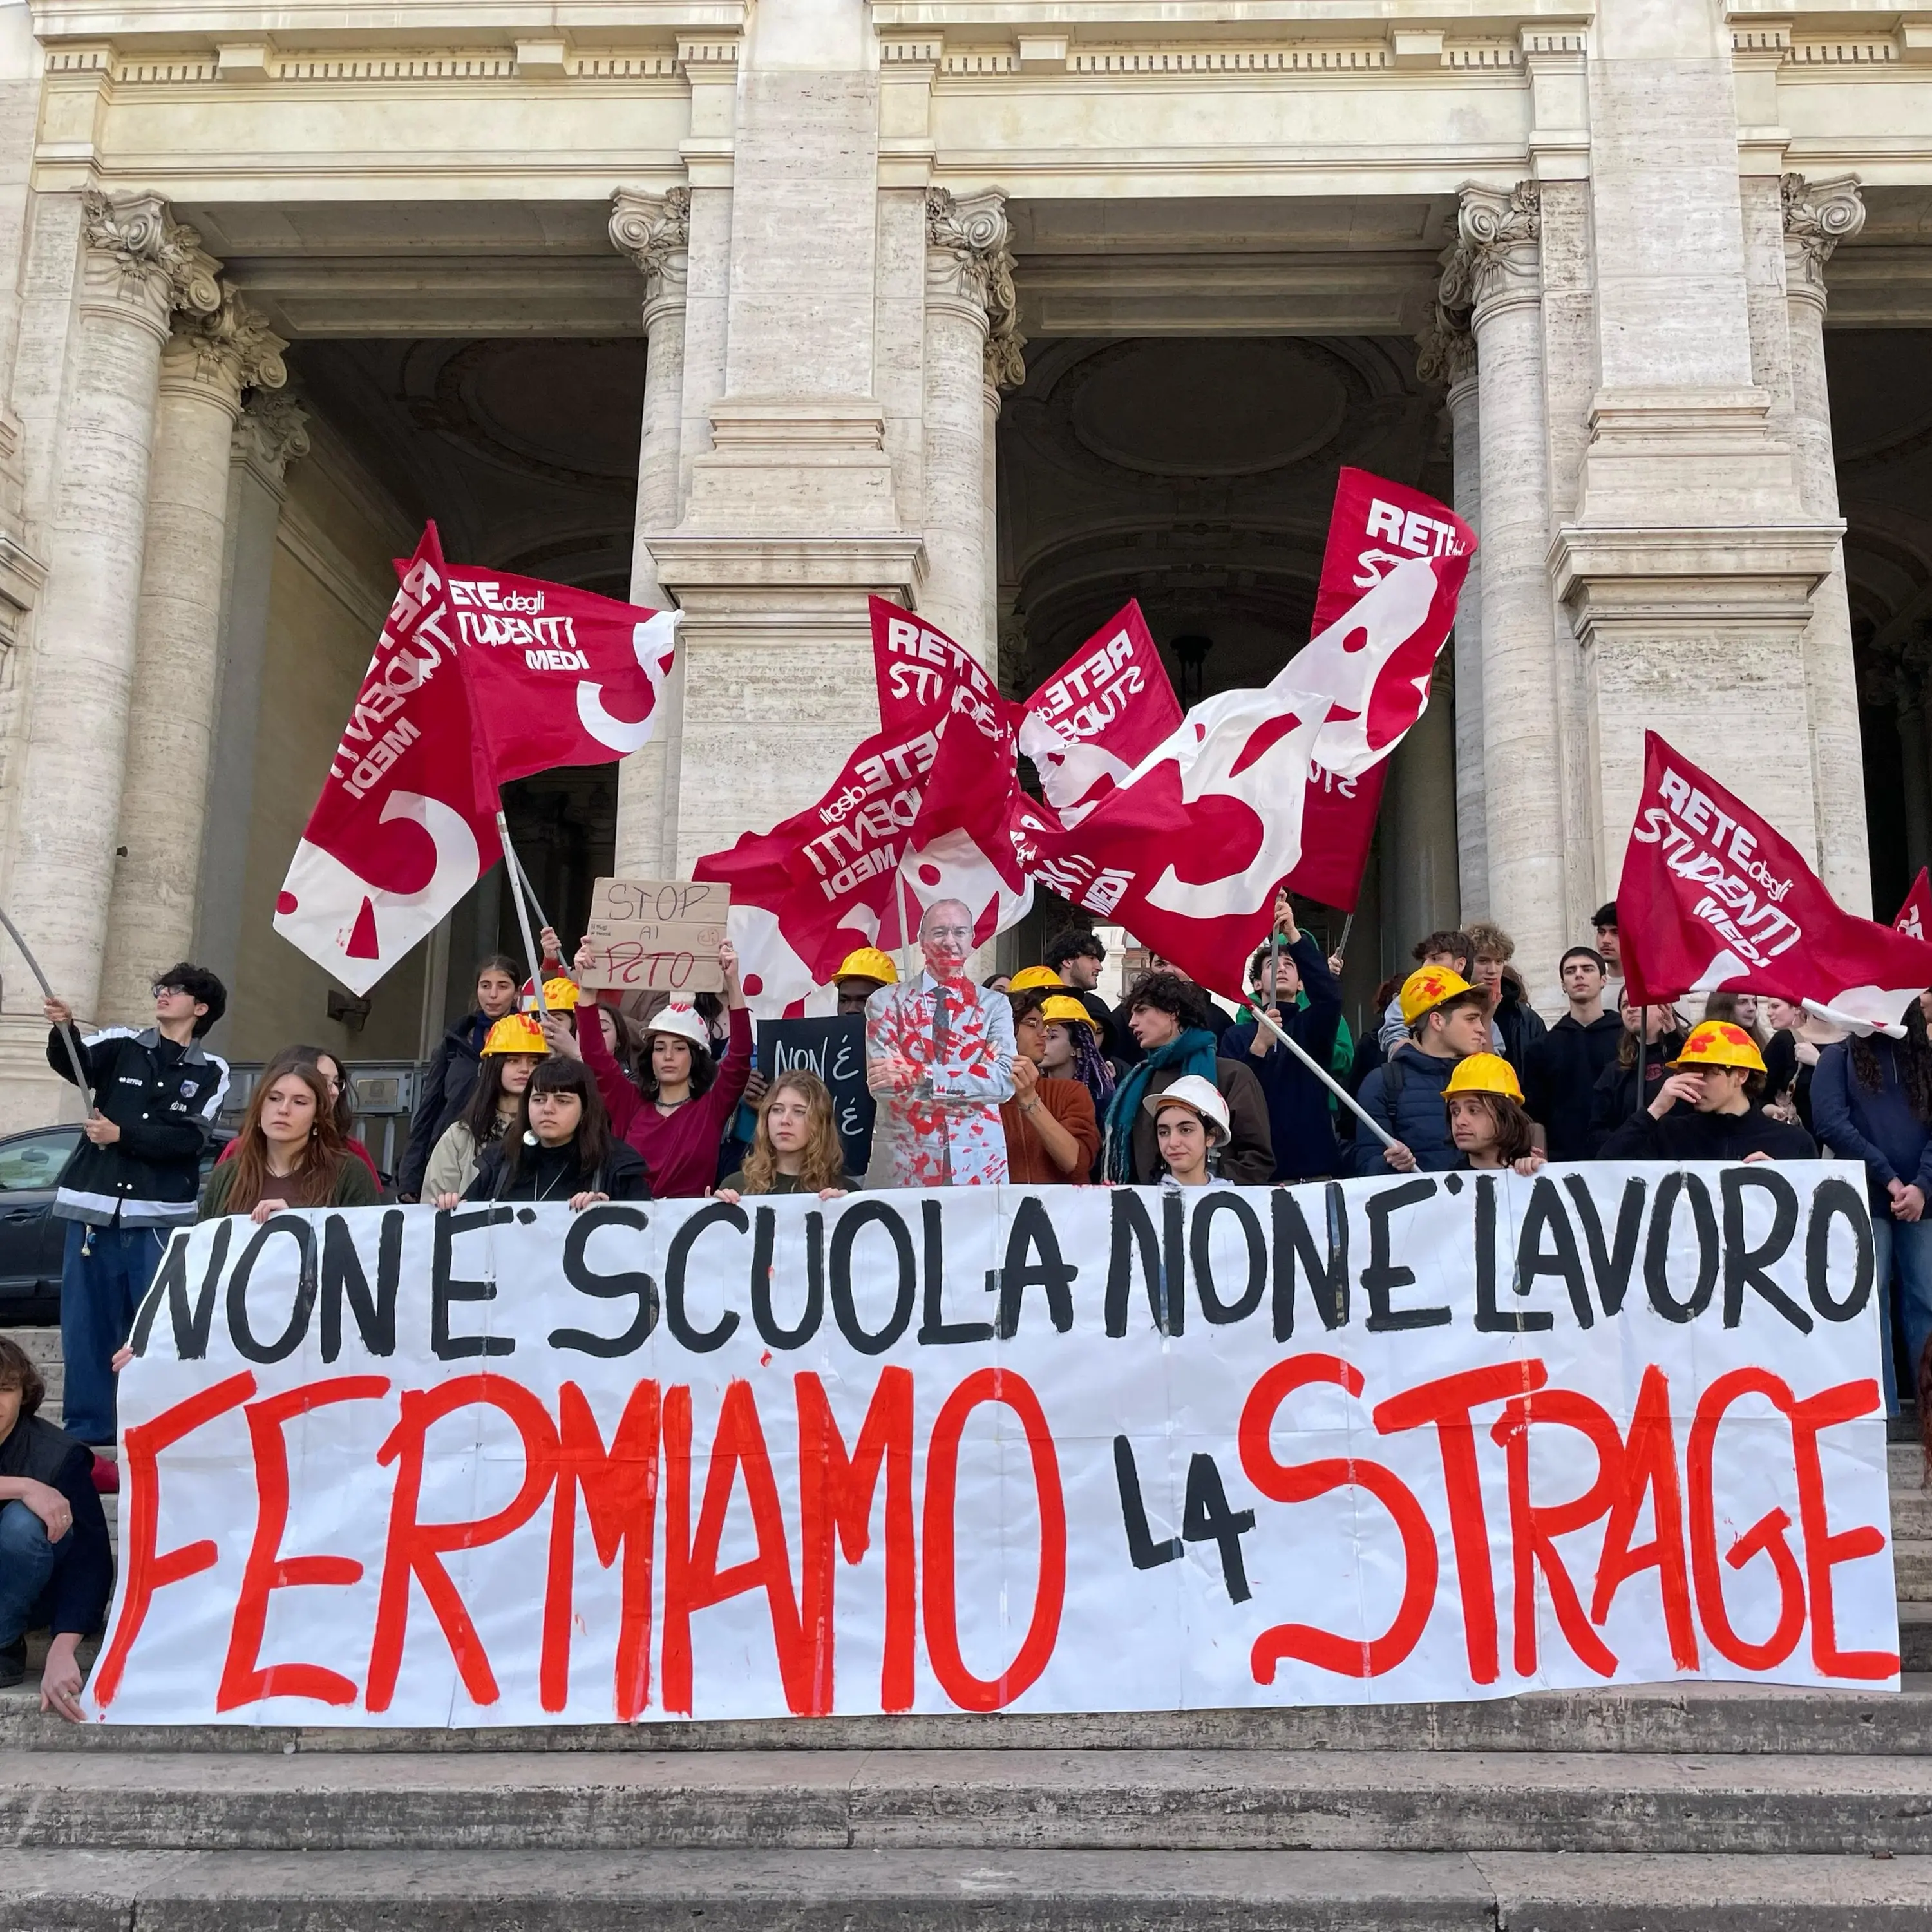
[
  {"x1": 1524, "y1": 947, "x2": 1624, "y2": 1161},
  {"x1": 43, "y1": 963, "x2": 228, "y2": 1447}
]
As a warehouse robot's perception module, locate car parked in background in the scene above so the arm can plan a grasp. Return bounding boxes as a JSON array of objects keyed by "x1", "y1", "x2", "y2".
[{"x1": 0, "y1": 1124, "x2": 233, "y2": 1325}]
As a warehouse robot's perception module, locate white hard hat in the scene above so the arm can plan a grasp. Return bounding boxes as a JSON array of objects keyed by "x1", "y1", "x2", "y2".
[
  {"x1": 1144, "y1": 1073, "x2": 1231, "y2": 1146},
  {"x1": 643, "y1": 1002, "x2": 710, "y2": 1050}
]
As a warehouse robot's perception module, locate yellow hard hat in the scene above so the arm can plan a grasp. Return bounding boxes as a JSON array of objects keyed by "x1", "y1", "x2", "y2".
[
  {"x1": 1672, "y1": 1020, "x2": 1767, "y2": 1075},
  {"x1": 835, "y1": 947, "x2": 898, "y2": 987},
  {"x1": 483, "y1": 1012, "x2": 548, "y2": 1057},
  {"x1": 1399, "y1": 963, "x2": 1482, "y2": 1028},
  {"x1": 1039, "y1": 994, "x2": 1097, "y2": 1030},
  {"x1": 1007, "y1": 965, "x2": 1066, "y2": 992},
  {"x1": 535, "y1": 976, "x2": 579, "y2": 1012},
  {"x1": 1444, "y1": 1052, "x2": 1524, "y2": 1104}
]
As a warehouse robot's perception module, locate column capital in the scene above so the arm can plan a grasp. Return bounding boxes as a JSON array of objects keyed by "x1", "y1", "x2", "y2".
[
  {"x1": 1445, "y1": 181, "x2": 1541, "y2": 329},
  {"x1": 1781, "y1": 171, "x2": 1864, "y2": 314},
  {"x1": 79, "y1": 189, "x2": 222, "y2": 341},
  {"x1": 232, "y1": 386, "x2": 310, "y2": 487},
  {"x1": 1414, "y1": 292, "x2": 1477, "y2": 395},
  {"x1": 609, "y1": 185, "x2": 690, "y2": 312},
  {"x1": 926, "y1": 187, "x2": 1026, "y2": 391},
  {"x1": 162, "y1": 285, "x2": 287, "y2": 412}
]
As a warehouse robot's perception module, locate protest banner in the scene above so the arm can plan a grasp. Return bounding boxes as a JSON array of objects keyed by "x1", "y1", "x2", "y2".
[
  {"x1": 755, "y1": 1014, "x2": 876, "y2": 1175},
  {"x1": 578, "y1": 878, "x2": 730, "y2": 994},
  {"x1": 92, "y1": 1164, "x2": 1894, "y2": 1728}
]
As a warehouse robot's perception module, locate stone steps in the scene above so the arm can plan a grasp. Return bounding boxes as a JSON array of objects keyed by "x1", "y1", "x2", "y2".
[
  {"x1": 6, "y1": 1746, "x2": 1932, "y2": 1857},
  {"x1": 6, "y1": 1847, "x2": 1930, "y2": 1932}
]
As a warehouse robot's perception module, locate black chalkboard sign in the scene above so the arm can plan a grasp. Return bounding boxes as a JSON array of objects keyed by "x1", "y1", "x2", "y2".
[{"x1": 755, "y1": 1015, "x2": 876, "y2": 1177}]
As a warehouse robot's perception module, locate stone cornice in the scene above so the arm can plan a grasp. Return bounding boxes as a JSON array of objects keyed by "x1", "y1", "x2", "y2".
[
  {"x1": 1781, "y1": 171, "x2": 1864, "y2": 314},
  {"x1": 926, "y1": 187, "x2": 1025, "y2": 391}
]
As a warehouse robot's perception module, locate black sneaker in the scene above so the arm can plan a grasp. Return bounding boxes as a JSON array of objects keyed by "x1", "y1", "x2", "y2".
[{"x1": 0, "y1": 1641, "x2": 24, "y2": 1690}]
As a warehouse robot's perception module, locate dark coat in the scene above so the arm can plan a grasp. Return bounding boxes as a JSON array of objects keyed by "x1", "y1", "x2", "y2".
[
  {"x1": 1494, "y1": 980, "x2": 1549, "y2": 1081},
  {"x1": 466, "y1": 1137, "x2": 652, "y2": 1204},
  {"x1": 0, "y1": 1413, "x2": 112, "y2": 1637},
  {"x1": 1348, "y1": 1044, "x2": 1461, "y2": 1175},
  {"x1": 48, "y1": 1026, "x2": 229, "y2": 1227},
  {"x1": 1524, "y1": 1011, "x2": 1624, "y2": 1162},
  {"x1": 399, "y1": 1012, "x2": 493, "y2": 1198},
  {"x1": 1811, "y1": 1038, "x2": 1932, "y2": 1215},
  {"x1": 1589, "y1": 1036, "x2": 1685, "y2": 1153},
  {"x1": 1220, "y1": 934, "x2": 1343, "y2": 1182},
  {"x1": 1597, "y1": 1104, "x2": 1817, "y2": 1162}
]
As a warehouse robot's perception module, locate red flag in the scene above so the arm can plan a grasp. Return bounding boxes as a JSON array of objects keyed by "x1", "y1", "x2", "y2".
[
  {"x1": 446, "y1": 564, "x2": 679, "y2": 782},
  {"x1": 1014, "y1": 477, "x2": 1475, "y2": 998},
  {"x1": 1617, "y1": 733, "x2": 1932, "y2": 1032},
  {"x1": 1896, "y1": 868, "x2": 1931, "y2": 943},
  {"x1": 1018, "y1": 601, "x2": 1181, "y2": 829},
  {"x1": 274, "y1": 525, "x2": 500, "y2": 995},
  {"x1": 1283, "y1": 469, "x2": 1472, "y2": 909}
]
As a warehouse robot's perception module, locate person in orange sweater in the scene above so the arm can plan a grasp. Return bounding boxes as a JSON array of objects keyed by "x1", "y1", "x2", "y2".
[{"x1": 1000, "y1": 987, "x2": 1101, "y2": 1185}]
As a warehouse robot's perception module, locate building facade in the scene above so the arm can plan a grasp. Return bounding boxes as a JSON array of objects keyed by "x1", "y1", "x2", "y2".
[{"x1": 0, "y1": 0, "x2": 1924, "y2": 1126}]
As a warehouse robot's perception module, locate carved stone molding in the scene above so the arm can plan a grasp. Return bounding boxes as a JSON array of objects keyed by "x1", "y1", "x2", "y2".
[
  {"x1": 1414, "y1": 288, "x2": 1475, "y2": 393},
  {"x1": 233, "y1": 386, "x2": 310, "y2": 484},
  {"x1": 608, "y1": 185, "x2": 690, "y2": 310},
  {"x1": 79, "y1": 189, "x2": 222, "y2": 339},
  {"x1": 1782, "y1": 172, "x2": 1864, "y2": 313},
  {"x1": 1443, "y1": 182, "x2": 1540, "y2": 328},
  {"x1": 162, "y1": 285, "x2": 287, "y2": 405},
  {"x1": 926, "y1": 187, "x2": 1026, "y2": 390}
]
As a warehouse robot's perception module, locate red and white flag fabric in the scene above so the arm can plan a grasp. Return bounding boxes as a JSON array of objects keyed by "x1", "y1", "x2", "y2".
[
  {"x1": 274, "y1": 526, "x2": 501, "y2": 996},
  {"x1": 1618, "y1": 734, "x2": 1932, "y2": 1034},
  {"x1": 1015, "y1": 475, "x2": 1474, "y2": 995},
  {"x1": 1283, "y1": 470, "x2": 1472, "y2": 910},
  {"x1": 1895, "y1": 868, "x2": 1931, "y2": 943},
  {"x1": 697, "y1": 602, "x2": 1030, "y2": 1017},
  {"x1": 447, "y1": 565, "x2": 679, "y2": 781}
]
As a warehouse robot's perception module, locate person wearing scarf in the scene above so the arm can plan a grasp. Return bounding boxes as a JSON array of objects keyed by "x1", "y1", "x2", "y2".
[{"x1": 1104, "y1": 970, "x2": 1273, "y2": 1185}]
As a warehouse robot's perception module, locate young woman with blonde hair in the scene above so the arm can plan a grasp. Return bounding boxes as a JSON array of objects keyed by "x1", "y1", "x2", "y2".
[{"x1": 716, "y1": 1068, "x2": 853, "y2": 1201}]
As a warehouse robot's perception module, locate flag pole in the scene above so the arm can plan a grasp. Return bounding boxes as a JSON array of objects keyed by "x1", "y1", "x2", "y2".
[
  {"x1": 494, "y1": 813, "x2": 549, "y2": 1016},
  {"x1": 505, "y1": 841, "x2": 553, "y2": 946},
  {"x1": 0, "y1": 902, "x2": 93, "y2": 1103},
  {"x1": 1249, "y1": 1003, "x2": 1397, "y2": 1151}
]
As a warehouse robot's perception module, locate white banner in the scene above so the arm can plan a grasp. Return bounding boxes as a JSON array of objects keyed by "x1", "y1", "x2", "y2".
[{"x1": 90, "y1": 1163, "x2": 1897, "y2": 1727}]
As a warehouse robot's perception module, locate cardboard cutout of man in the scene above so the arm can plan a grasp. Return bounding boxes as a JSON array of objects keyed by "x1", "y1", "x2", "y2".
[{"x1": 864, "y1": 899, "x2": 1016, "y2": 1186}]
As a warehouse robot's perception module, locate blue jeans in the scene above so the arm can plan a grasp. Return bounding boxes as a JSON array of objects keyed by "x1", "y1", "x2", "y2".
[
  {"x1": 0, "y1": 1498, "x2": 61, "y2": 1647},
  {"x1": 59, "y1": 1218, "x2": 166, "y2": 1444},
  {"x1": 1874, "y1": 1215, "x2": 1932, "y2": 1414}
]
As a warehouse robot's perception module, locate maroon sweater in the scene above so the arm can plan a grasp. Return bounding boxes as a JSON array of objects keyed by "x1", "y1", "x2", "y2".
[{"x1": 581, "y1": 1003, "x2": 751, "y2": 1198}]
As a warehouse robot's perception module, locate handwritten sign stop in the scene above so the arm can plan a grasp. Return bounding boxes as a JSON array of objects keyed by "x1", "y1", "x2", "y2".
[{"x1": 578, "y1": 878, "x2": 730, "y2": 994}]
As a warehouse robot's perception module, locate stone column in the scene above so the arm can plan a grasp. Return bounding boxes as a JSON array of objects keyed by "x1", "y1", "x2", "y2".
[
  {"x1": 609, "y1": 187, "x2": 690, "y2": 875},
  {"x1": 1783, "y1": 172, "x2": 1873, "y2": 913},
  {"x1": 1446, "y1": 184, "x2": 1567, "y2": 978},
  {"x1": 1417, "y1": 293, "x2": 1484, "y2": 916},
  {"x1": 0, "y1": 192, "x2": 219, "y2": 1088},
  {"x1": 1899, "y1": 673, "x2": 1932, "y2": 879},
  {"x1": 923, "y1": 189, "x2": 1021, "y2": 664},
  {"x1": 1385, "y1": 652, "x2": 1462, "y2": 942},
  {"x1": 193, "y1": 389, "x2": 310, "y2": 1020},
  {"x1": 99, "y1": 287, "x2": 286, "y2": 1024}
]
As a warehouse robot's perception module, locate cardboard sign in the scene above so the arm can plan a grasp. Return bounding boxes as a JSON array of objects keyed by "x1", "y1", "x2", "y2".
[
  {"x1": 93, "y1": 1164, "x2": 1894, "y2": 1728},
  {"x1": 578, "y1": 878, "x2": 730, "y2": 994},
  {"x1": 756, "y1": 1014, "x2": 876, "y2": 1176}
]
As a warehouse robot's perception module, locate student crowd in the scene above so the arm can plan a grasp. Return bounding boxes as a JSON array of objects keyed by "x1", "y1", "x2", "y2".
[{"x1": 8, "y1": 890, "x2": 1932, "y2": 1718}]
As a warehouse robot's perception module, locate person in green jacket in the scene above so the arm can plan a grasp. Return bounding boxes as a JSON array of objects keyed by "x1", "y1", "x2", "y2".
[{"x1": 199, "y1": 1049, "x2": 380, "y2": 1222}]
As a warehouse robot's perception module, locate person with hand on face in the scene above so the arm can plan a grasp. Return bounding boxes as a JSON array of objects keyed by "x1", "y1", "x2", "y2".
[
  {"x1": 999, "y1": 988, "x2": 1101, "y2": 1184},
  {"x1": 399, "y1": 954, "x2": 523, "y2": 1199},
  {"x1": 424, "y1": 1013, "x2": 547, "y2": 1206},
  {"x1": 1444, "y1": 1054, "x2": 1546, "y2": 1177},
  {"x1": 1524, "y1": 947, "x2": 1622, "y2": 1162},
  {"x1": 1350, "y1": 965, "x2": 1493, "y2": 1177},
  {"x1": 864, "y1": 898, "x2": 1016, "y2": 1187},
  {"x1": 1223, "y1": 894, "x2": 1343, "y2": 1182},
  {"x1": 716, "y1": 1069, "x2": 855, "y2": 1200},
  {"x1": 1812, "y1": 990, "x2": 1932, "y2": 1414},
  {"x1": 466, "y1": 1057, "x2": 649, "y2": 1208},
  {"x1": 41, "y1": 963, "x2": 229, "y2": 1455},
  {"x1": 199, "y1": 1050, "x2": 381, "y2": 1222},
  {"x1": 1589, "y1": 998, "x2": 1687, "y2": 1149},
  {"x1": 0, "y1": 1338, "x2": 111, "y2": 1716},
  {"x1": 1104, "y1": 971, "x2": 1273, "y2": 1185},
  {"x1": 574, "y1": 940, "x2": 752, "y2": 1199},
  {"x1": 1145, "y1": 1076, "x2": 1233, "y2": 1189},
  {"x1": 1598, "y1": 1021, "x2": 1817, "y2": 1162}
]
